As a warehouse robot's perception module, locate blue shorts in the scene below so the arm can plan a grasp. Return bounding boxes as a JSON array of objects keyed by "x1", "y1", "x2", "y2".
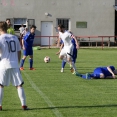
[
  {"x1": 73, "y1": 49, "x2": 77, "y2": 59},
  {"x1": 93, "y1": 68, "x2": 103, "y2": 74},
  {"x1": 23, "y1": 48, "x2": 33, "y2": 56}
]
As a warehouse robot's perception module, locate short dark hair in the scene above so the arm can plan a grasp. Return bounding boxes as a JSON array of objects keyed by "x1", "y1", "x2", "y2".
[
  {"x1": 6, "y1": 19, "x2": 11, "y2": 22},
  {"x1": 0, "y1": 21, "x2": 7, "y2": 32},
  {"x1": 58, "y1": 24, "x2": 65, "y2": 29},
  {"x1": 30, "y1": 25, "x2": 36, "y2": 29}
]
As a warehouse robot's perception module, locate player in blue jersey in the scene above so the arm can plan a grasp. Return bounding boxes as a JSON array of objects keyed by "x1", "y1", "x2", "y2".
[
  {"x1": 80, "y1": 66, "x2": 117, "y2": 79},
  {"x1": 20, "y1": 25, "x2": 36, "y2": 70}
]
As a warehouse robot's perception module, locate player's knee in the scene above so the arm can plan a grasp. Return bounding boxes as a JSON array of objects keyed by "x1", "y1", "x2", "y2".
[
  {"x1": 59, "y1": 55, "x2": 63, "y2": 60},
  {"x1": 29, "y1": 55, "x2": 33, "y2": 59},
  {"x1": 0, "y1": 84, "x2": 4, "y2": 88},
  {"x1": 16, "y1": 82, "x2": 24, "y2": 88},
  {"x1": 23, "y1": 56, "x2": 27, "y2": 59}
]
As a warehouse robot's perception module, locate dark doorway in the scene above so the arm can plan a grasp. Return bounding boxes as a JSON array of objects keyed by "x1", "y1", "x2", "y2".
[
  {"x1": 115, "y1": 10, "x2": 117, "y2": 36},
  {"x1": 115, "y1": 10, "x2": 117, "y2": 42}
]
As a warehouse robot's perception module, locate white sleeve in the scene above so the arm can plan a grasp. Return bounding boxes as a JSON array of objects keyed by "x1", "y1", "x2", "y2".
[{"x1": 68, "y1": 32, "x2": 72, "y2": 38}]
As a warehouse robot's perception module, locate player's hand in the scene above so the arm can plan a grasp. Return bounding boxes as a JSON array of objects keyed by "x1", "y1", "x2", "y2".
[
  {"x1": 56, "y1": 51, "x2": 60, "y2": 55},
  {"x1": 112, "y1": 74, "x2": 116, "y2": 79},
  {"x1": 22, "y1": 46, "x2": 25, "y2": 50},
  {"x1": 76, "y1": 45, "x2": 80, "y2": 49}
]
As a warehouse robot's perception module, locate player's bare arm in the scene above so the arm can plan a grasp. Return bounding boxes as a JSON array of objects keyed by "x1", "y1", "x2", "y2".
[
  {"x1": 22, "y1": 39, "x2": 25, "y2": 50},
  {"x1": 73, "y1": 36, "x2": 80, "y2": 49},
  {"x1": 107, "y1": 66, "x2": 115, "y2": 78},
  {"x1": 56, "y1": 43, "x2": 64, "y2": 55},
  {"x1": 57, "y1": 37, "x2": 61, "y2": 47}
]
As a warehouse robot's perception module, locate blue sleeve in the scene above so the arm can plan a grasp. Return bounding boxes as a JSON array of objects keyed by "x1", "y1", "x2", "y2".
[
  {"x1": 23, "y1": 32, "x2": 30, "y2": 41},
  {"x1": 60, "y1": 40, "x2": 63, "y2": 44}
]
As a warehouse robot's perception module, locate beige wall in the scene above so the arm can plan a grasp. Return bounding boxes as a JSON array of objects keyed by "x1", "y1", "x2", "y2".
[{"x1": 0, "y1": 0, "x2": 115, "y2": 44}]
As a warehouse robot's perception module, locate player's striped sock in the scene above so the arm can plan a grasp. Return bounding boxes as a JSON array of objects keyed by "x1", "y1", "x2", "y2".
[
  {"x1": 0, "y1": 87, "x2": 3, "y2": 106},
  {"x1": 82, "y1": 74, "x2": 91, "y2": 79},
  {"x1": 29, "y1": 59, "x2": 33, "y2": 68},
  {"x1": 20, "y1": 59, "x2": 25, "y2": 67},
  {"x1": 17, "y1": 87, "x2": 26, "y2": 106}
]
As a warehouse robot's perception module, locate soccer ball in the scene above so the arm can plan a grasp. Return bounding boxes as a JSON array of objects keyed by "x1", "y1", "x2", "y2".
[{"x1": 44, "y1": 56, "x2": 50, "y2": 63}]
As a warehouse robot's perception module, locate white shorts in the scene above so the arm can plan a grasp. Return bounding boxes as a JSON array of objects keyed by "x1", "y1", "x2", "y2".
[
  {"x1": 0, "y1": 68, "x2": 24, "y2": 86},
  {"x1": 59, "y1": 45, "x2": 73, "y2": 59}
]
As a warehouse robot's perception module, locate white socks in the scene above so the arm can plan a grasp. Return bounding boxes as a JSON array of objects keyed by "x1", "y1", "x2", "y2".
[
  {"x1": 17, "y1": 87, "x2": 26, "y2": 106},
  {"x1": 0, "y1": 87, "x2": 26, "y2": 107},
  {"x1": 0, "y1": 87, "x2": 3, "y2": 106},
  {"x1": 71, "y1": 62, "x2": 77, "y2": 71}
]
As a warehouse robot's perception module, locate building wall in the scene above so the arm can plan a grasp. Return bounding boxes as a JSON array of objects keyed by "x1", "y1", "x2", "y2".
[{"x1": 0, "y1": 0, "x2": 115, "y2": 44}]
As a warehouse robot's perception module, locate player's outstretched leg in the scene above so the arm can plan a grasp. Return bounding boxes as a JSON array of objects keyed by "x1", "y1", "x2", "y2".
[
  {"x1": 81, "y1": 73, "x2": 96, "y2": 79},
  {"x1": 81, "y1": 73, "x2": 92, "y2": 79}
]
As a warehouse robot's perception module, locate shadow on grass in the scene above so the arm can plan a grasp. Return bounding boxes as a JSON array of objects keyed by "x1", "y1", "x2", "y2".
[
  {"x1": 30, "y1": 104, "x2": 117, "y2": 110},
  {"x1": 2, "y1": 104, "x2": 117, "y2": 111}
]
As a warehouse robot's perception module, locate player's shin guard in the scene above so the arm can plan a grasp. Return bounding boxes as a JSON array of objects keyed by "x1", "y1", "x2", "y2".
[
  {"x1": 0, "y1": 87, "x2": 3, "y2": 106},
  {"x1": 20, "y1": 59, "x2": 25, "y2": 67},
  {"x1": 29, "y1": 59, "x2": 33, "y2": 68},
  {"x1": 62, "y1": 60, "x2": 66, "y2": 68},
  {"x1": 17, "y1": 87, "x2": 26, "y2": 106}
]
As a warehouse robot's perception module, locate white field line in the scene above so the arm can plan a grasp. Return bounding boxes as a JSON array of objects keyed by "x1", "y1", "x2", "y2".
[{"x1": 23, "y1": 71, "x2": 63, "y2": 117}]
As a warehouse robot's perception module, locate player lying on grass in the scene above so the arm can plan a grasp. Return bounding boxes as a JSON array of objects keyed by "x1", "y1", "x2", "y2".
[
  {"x1": 56, "y1": 24, "x2": 79, "y2": 74},
  {"x1": 79, "y1": 66, "x2": 117, "y2": 79}
]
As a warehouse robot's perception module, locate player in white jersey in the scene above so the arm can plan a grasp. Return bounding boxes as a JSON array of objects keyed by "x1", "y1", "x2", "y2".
[
  {"x1": 0, "y1": 21, "x2": 28, "y2": 110},
  {"x1": 57, "y1": 24, "x2": 79, "y2": 74}
]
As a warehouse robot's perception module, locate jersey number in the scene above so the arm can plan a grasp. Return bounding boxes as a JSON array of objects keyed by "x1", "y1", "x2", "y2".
[{"x1": 6, "y1": 40, "x2": 16, "y2": 52}]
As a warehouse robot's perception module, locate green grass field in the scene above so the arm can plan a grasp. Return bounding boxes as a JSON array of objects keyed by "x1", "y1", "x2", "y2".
[{"x1": 1, "y1": 48, "x2": 117, "y2": 117}]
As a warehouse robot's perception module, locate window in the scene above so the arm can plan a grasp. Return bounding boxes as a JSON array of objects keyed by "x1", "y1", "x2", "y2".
[
  {"x1": 6, "y1": 18, "x2": 35, "y2": 31},
  {"x1": 14, "y1": 18, "x2": 27, "y2": 31},
  {"x1": 57, "y1": 19, "x2": 69, "y2": 30},
  {"x1": 76, "y1": 21, "x2": 87, "y2": 28},
  {"x1": 28, "y1": 19, "x2": 35, "y2": 29}
]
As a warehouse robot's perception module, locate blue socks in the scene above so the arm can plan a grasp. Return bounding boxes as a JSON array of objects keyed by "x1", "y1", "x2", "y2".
[
  {"x1": 20, "y1": 59, "x2": 33, "y2": 68},
  {"x1": 81, "y1": 74, "x2": 100, "y2": 79},
  {"x1": 62, "y1": 60, "x2": 66, "y2": 68},
  {"x1": 29, "y1": 59, "x2": 33, "y2": 68},
  {"x1": 20, "y1": 59, "x2": 25, "y2": 67},
  {"x1": 81, "y1": 75, "x2": 91, "y2": 79}
]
